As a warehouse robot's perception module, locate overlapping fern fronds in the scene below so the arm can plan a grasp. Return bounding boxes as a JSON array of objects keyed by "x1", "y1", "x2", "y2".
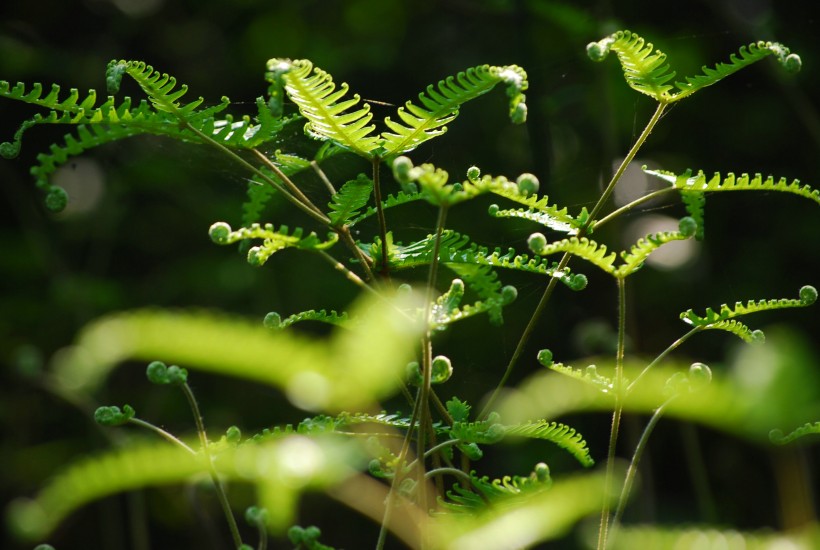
[{"x1": 270, "y1": 58, "x2": 527, "y2": 159}]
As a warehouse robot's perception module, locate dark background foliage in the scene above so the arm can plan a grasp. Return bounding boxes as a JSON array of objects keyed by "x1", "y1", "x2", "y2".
[{"x1": 1, "y1": 1, "x2": 818, "y2": 548}]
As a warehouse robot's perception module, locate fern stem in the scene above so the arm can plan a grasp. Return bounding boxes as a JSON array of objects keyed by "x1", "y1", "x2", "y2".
[
  {"x1": 126, "y1": 417, "x2": 196, "y2": 455},
  {"x1": 178, "y1": 122, "x2": 330, "y2": 227},
  {"x1": 598, "y1": 277, "x2": 627, "y2": 550},
  {"x1": 376, "y1": 387, "x2": 423, "y2": 550},
  {"x1": 611, "y1": 398, "x2": 673, "y2": 536},
  {"x1": 180, "y1": 383, "x2": 243, "y2": 549},
  {"x1": 586, "y1": 102, "x2": 667, "y2": 228},
  {"x1": 372, "y1": 156, "x2": 391, "y2": 277},
  {"x1": 627, "y1": 326, "x2": 702, "y2": 393},
  {"x1": 425, "y1": 467, "x2": 473, "y2": 485},
  {"x1": 593, "y1": 187, "x2": 677, "y2": 230},
  {"x1": 316, "y1": 250, "x2": 379, "y2": 299},
  {"x1": 417, "y1": 205, "x2": 449, "y2": 519},
  {"x1": 311, "y1": 159, "x2": 337, "y2": 195},
  {"x1": 480, "y1": 103, "x2": 667, "y2": 420},
  {"x1": 337, "y1": 225, "x2": 376, "y2": 282},
  {"x1": 250, "y1": 148, "x2": 325, "y2": 218}
]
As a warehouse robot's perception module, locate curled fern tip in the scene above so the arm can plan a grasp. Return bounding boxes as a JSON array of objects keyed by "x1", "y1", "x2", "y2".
[
  {"x1": 45, "y1": 187, "x2": 68, "y2": 212},
  {"x1": 799, "y1": 285, "x2": 817, "y2": 305}
]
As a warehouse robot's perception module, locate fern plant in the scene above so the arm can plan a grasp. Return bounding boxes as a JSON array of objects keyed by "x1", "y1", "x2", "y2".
[{"x1": 2, "y1": 28, "x2": 818, "y2": 550}]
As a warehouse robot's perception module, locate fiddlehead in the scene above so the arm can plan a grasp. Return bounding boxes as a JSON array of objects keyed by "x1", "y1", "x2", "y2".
[
  {"x1": 439, "y1": 464, "x2": 552, "y2": 514},
  {"x1": 208, "y1": 221, "x2": 339, "y2": 267},
  {"x1": 770, "y1": 422, "x2": 820, "y2": 445}
]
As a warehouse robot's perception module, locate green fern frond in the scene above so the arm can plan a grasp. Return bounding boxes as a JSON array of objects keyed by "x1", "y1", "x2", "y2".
[
  {"x1": 389, "y1": 230, "x2": 582, "y2": 291},
  {"x1": 645, "y1": 168, "x2": 820, "y2": 206},
  {"x1": 589, "y1": 31, "x2": 800, "y2": 104},
  {"x1": 7, "y1": 442, "x2": 206, "y2": 541},
  {"x1": 264, "y1": 309, "x2": 351, "y2": 330},
  {"x1": 615, "y1": 225, "x2": 693, "y2": 278},
  {"x1": 770, "y1": 422, "x2": 820, "y2": 445},
  {"x1": 348, "y1": 189, "x2": 424, "y2": 226},
  {"x1": 704, "y1": 319, "x2": 764, "y2": 344},
  {"x1": 678, "y1": 190, "x2": 706, "y2": 239},
  {"x1": 270, "y1": 58, "x2": 380, "y2": 158},
  {"x1": 587, "y1": 30, "x2": 675, "y2": 101},
  {"x1": 529, "y1": 236, "x2": 617, "y2": 274},
  {"x1": 209, "y1": 221, "x2": 338, "y2": 267},
  {"x1": 241, "y1": 152, "x2": 312, "y2": 226},
  {"x1": 504, "y1": 420, "x2": 594, "y2": 467},
  {"x1": 117, "y1": 60, "x2": 204, "y2": 116},
  {"x1": 673, "y1": 40, "x2": 801, "y2": 101},
  {"x1": 610, "y1": 525, "x2": 819, "y2": 550},
  {"x1": 681, "y1": 285, "x2": 817, "y2": 327},
  {"x1": 440, "y1": 465, "x2": 552, "y2": 514},
  {"x1": 0, "y1": 79, "x2": 102, "y2": 115},
  {"x1": 327, "y1": 174, "x2": 374, "y2": 227},
  {"x1": 53, "y1": 295, "x2": 423, "y2": 410},
  {"x1": 30, "y1": 123, "x2": 147, "y2": 210},
  {"x1": 380, "y1": 64, "x2": 528, "y2": 157},
  {"x1": 548, "y1": 363, "x2": 614, "y2": 393}
]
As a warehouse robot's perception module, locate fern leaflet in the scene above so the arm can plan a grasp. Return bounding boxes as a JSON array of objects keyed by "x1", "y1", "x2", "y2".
[
  {"x1": 504, "y1": 420, "x2": 594, "y2": 467},
  {"x1": 770, "y1": 422, "x2": 820, "y2": 445},
  {"x1": 587, "y1": 30, "x2": 675, "y2": 101},
  {"x1": 673, "y1": 40, "x2": 801, "y2": 101},
  {"x1": 645, "y1": 168, "x2": 820, "y2": 207},
  {"x1": 681, "y1": 285, "x2": 817, "y2": 327},
  {"x1": 380, "y1": 64, "x2": 528, "y2": 157},
  {"x1": 264, "y1": 309, "x2": 351, "y2": 330},
  {"x1": 270, "y1": 58, "x2": 380, "y2": 157},
  {"x1": 209, "y1": 221, "x2": 339, "y2": 266},
  {"x1": 327, "y1": 174, "x2": 374, "y2": 227}
]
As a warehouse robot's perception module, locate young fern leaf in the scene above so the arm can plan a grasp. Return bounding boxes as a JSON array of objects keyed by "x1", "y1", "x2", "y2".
[
  {"x1": 548, "y1": 362, "x2": 614, "y2": 393},
  {"x1": 348, "y1": 189, "x2": 425, "y2": 226},
  {"x1": 645, "y1": 168, "x2": 820, "y2": 207},
  {"x1": 614, "y1": 217, "x2": 696, "y2": 278},
  {"x1": 209, "y1": 221, "x2": 338, "y2": 267},
  {"x1": 31, "y1": 124, "x2": 147, "y2": 211},
  {"x1": 588, "y1": 30, "x2": 800, "y2": 104},
  {"x1": 770, "y1": 422, "x2": 820, "y2": 445},
  {"x1": 440, "y1": 465, "x2": 552, "y2": 514},
  {"x1": 327, "y1": 174, "x2": 374, "y2": 227},
  {"x1": 528, "y1": 236, "x2": 617, "y2": 275},
  {"x1": 504, "y1": 420, "x2": 595, "y2": 467},
  {"x1": 673, "y1": 40, "x2": 801, "y2": 101},
  {"x1": 680, "y1": 285, "x2": 817, "y2": 328},
  {"x1": 264, "y1": 309, "x2": 351, "y2": 330},
  {"x1": 380, "y1": 64, "x2": 528, "y2": 158},
  {"x1": 7, "y1": 442, "x2": 206, "y2": 541},
  {"x1": 587, "y1": 30, "x2": 675, "y2": 101},
  {"x1": 115, "y1": 60, "x2": 204, "y2": 116},
  {"x1": 242, "y1": 151, "x2": 314, "y2": 226},
  {"x1": 269, "y1": 58, "x2": 380, "y2": 158}
]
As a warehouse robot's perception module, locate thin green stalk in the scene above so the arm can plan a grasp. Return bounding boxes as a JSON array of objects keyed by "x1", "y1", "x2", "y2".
[
  {"x1": 611, "y1": 399, "x2": 673, "y2": 535},
  {"x1": 425, "y1": 467, "x2": 472, "y2": 485},
  {"x1": 250, "y1": 148, "x2": 325, "y2": 218},
  {"x1": 376, "y1": 387, "x2": 423, "y2": 550},
  {"x1": 372, "y1": 156, "x2": 390, "y2": 276},
  {"x1": 598, "y1": 276, "x2": 628, "y2": 550},
  {"x1": 180, "y1": 383, "x2": 243, "y2": 550},
  {"x1": 416, "y1": 205, "x2": 449, "y2": 525},
  {"x1": 593, "y1": 187, "x2": 677, "y2": 230},
  {"x1": 181, "y1": 122, "x2": 329, "y2": 226},
  {"x1": 127, "y1": 417, "x2": 196, "y2": 454},
  {"x1": 627, "y1": 326, "x2": 703, "y2": 393},
  {"x1": 480, "y1": 102, "x2": 667, "y2": 419}
]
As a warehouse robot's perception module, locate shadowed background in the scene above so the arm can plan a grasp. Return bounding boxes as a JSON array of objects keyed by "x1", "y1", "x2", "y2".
[{"x1": 1, "y1": 1, "x2": 818, "y2": 548}]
